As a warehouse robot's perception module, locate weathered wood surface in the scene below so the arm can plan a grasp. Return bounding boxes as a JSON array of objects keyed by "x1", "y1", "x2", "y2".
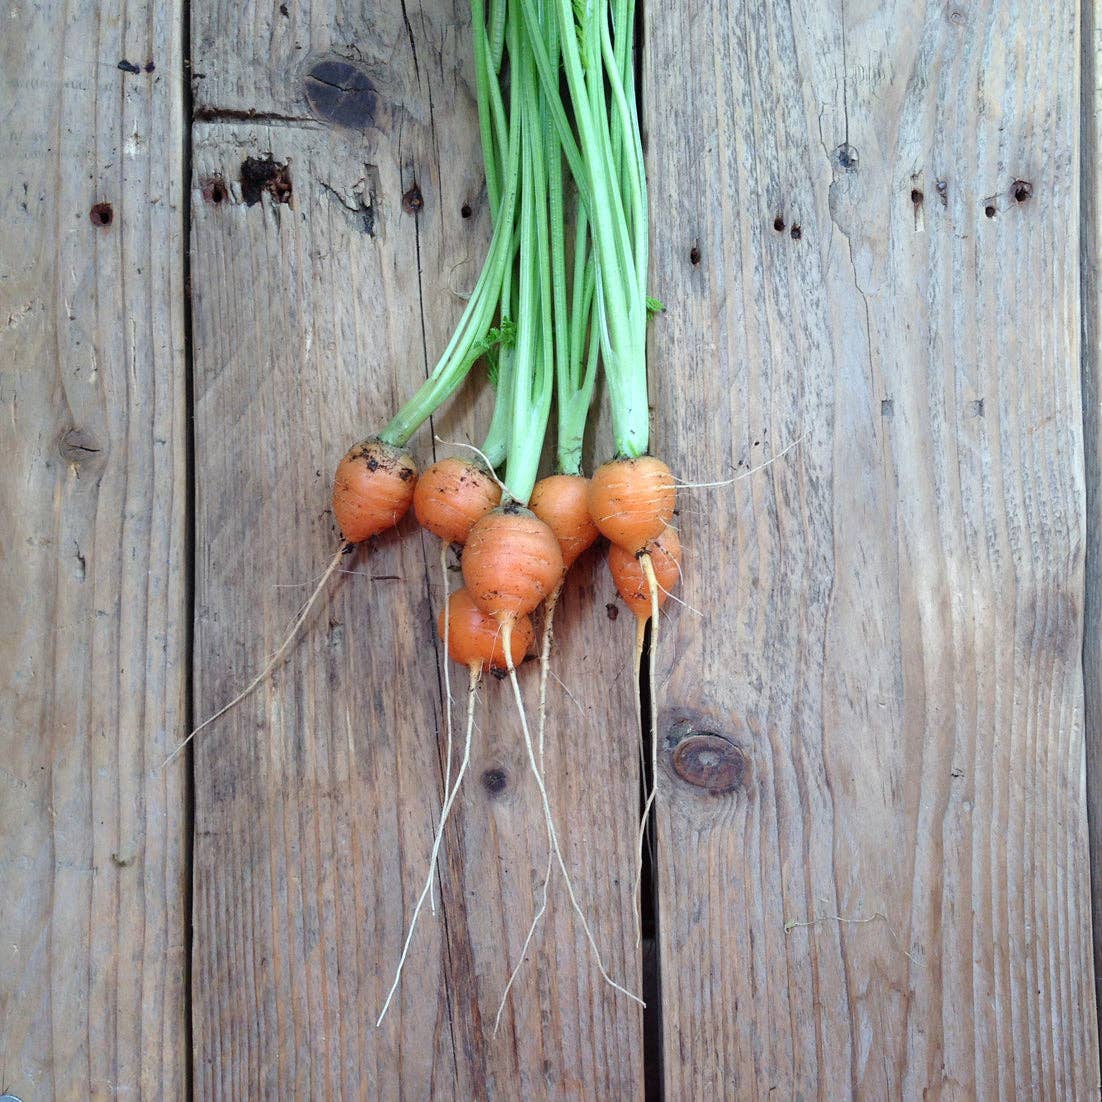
[
  {"x1": 646, "y1": 0, "x2": 1100, "y2": 1096},
  {"x1": 0, "y1": 0, "x2": 189, "y2": 1098},
  {"x1": 5, "y1": 0, "x2": 1101, "y2": 1094},
  {"x1": 188, "y1": 1, "x2": 642, "y2": 1094}
]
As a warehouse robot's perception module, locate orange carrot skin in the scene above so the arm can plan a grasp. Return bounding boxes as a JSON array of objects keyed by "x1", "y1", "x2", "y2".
[
  {"x1": 438, "y1": 588, "x2": 534, "y2": 672},
  {"x1": 608, "y1": 525, "x2": 682, "y2": 620},
  {"x1": 414, "y1": 457, "x2": 501, "y2": 545},
  {"x1": 461, "y1": 506, "x2": 564, "y2": 619},
  {"x1": 529, "y1": 474, "x2": 600, "y2": 570},
  {"x1": 332, "y1": 439, "x2": 418, "y2": 543},
  {"x1": 588, "y1": 457, "x2": 676, "y2": 553}
]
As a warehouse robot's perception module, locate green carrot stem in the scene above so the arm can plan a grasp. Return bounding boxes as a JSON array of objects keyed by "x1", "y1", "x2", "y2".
[
  {"x1": 547, "y1": 0, "x2": 648, "y2": 457},
  {"x1": 472, "y1": 0, "x2": 502, "y2": 213},
  {"x1": 502, "y1": 6, "x2": 554, "y2": 504},
  {"x1": 480, "y1": 260, "x2": 520, "y2": 468},
  {"x1": 378, "y1": 22, "x2": 523, "y2": 449}
]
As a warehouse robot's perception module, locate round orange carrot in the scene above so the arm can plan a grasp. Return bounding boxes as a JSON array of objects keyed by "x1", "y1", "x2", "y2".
[
  {"x1": 608, "y1": 525, "x2": 682, "y2": 620},
  {"x1": 438, "y1": 588, "x2": 534, "y2": 672},
  {"x1": 461, "y1": 505, "x2": 564, "y2": 621},
  {"x1": 529, "y1": 474, "x2": 600, "y2": 570},
  {"x1": 414, "y1": 457, "x2": 502, "y2": 545},
  {"x1": 332, "y1": 439, "x2": 418, "y2": 543},
  {"x1": 587, "y1": 456, "x2": 676, "y2": 552}
]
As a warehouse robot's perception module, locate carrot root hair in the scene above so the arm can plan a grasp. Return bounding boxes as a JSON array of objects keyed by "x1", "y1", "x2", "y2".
[
  {"x1": 501, "y1": 619, "x2": 644, "y2": 1011},
  {"x1": 494, "y1": 828, "x2": 554, "y2": 1036},
  {"x1": 537, "y1": 581, "x2": 563, "y2": 759},
  {"x1": 161, "y1": 541, "x2": 348, "y2": 769},
  {"x1": 493, "y1": 580, "x2": 563, "y2": 1033},
  {"x1": 631, "y1": 611, "x2": 648, "y2": 945},
  {"x1": 377, "y1": 665, "x2": 479, "y2": 1027},
  {"x1": 431, "y1": 539, "x2": 454, "y2": 916}
]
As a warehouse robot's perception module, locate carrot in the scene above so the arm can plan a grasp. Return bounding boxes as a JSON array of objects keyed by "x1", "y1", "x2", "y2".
[
  {"x1": 587, "y1": 455, "x2": 676, "y2": 553},
  {"x1": 414, "y1": 457, "x2": 502, "y2": 546},
  {"x1": 608, "y1": 524, "x2": 682, "y2": 619},
  {"x1": 438, "y1": 588, "x2": 534, "y2": 673},
  {"x1": 529, "y1": 473, "x2": 599, "y2": 569},
  {"x1": 332, "y1": 439, "x2": 418, "y2": 543},
  {"x1": 461, "y1": 504, "x2": 564, "y2": 623}
]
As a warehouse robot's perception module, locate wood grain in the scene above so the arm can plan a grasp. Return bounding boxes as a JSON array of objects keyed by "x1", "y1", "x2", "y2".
[
  {"x1": 644, "y1": 0, "x2": 1100, "y2": 1096},
  {"x1": 188, "y1": 0, "x2": 643, "y2": 1092},
  {"x1": 0, "y1": 0, "x2": 189, "y2": 1097}
]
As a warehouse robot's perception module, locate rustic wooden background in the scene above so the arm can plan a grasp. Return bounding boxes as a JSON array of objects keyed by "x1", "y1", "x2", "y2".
[{"x1": 3, "y1": 0, "x2": 1100, "y2": 1097}]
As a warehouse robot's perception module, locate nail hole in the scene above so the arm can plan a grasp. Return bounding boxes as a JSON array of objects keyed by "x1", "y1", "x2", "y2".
[
  {"x1": 789, "y1": 224, "x2": 802, "y2": 241},
  {"x1": 689, "y1": 244, "x2": 701, "y2": 265},
  {"x1": 460, "y1": 202, "x2": 472, "y2": 219},
  {"x1": 984, "y1": 204, "x2": 997, "y2": 219},
  {"x1": 836, "y1": 143, "x2": 858, "y2": 170},
  {"x1": 201, "y1": 175, "x2": 227, "y2": 204},
  {"x1": 911, "y1": 188, "x2": 924, "y2": 206},
  {"x1": 1012, "y1": 180, "x2": 1033, "y2": 203},
  {"x1": 89, "y1": 202, "x2": 113, "y2": 226},
  {"x1": 773, "y1": 214, "x2": 785, "y2": 232}
]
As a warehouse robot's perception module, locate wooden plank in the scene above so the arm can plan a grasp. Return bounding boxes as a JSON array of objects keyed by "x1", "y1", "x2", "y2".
[
  {"x1": 0, "y1": 0, "x2": 189, "y2": 1098},
  {"x1": 188, "y1": 0, "x2": 643, "y2": 1092},
  {"x1": 645, "y1": 0, "x2": 1099, "y2": 1095},
  {"x1": 1082, "y1": 0, "x2": 1102, "y2": 1032}
]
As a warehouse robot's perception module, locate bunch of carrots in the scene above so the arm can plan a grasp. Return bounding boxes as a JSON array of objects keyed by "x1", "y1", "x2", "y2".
[{"x1": 184, "y1": 0, "x2": 682, "y2": 1020}]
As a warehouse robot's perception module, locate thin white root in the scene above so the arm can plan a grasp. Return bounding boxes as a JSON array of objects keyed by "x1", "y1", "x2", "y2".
[
  {"x1": 537, "y1": 582, "x2": 563, "y2": 761},
  {"x1": 631, "y1": 614, "x2": 647, "y2": 947},
  {"x1": 161, "y1": 542, "x2": 348, "y2": 769},
  {"x1": 633, "y1": 554, "x2": 660, "y2": 949},
  {"x1": 432, "y1": 435, "x2": 508, "y2": 494},
  {"x1": 377, "y1": 667, "x2": 479, "y2": 1028},
  {"x1": 494, "y1": 841, "x2": 553, "y2": 1036},
  {"x1": 431, "y1": 540, "x2": 455, "y2": 916},
  {"x1": 672, "y1": 429, "x2": 809, "y2": 489},
  {"x1": 493, "y1": 585, "x2": 562, "y2": 1034},
  {"x1": 502, "y1": 620, "x2": 644, "y2": 1010}
]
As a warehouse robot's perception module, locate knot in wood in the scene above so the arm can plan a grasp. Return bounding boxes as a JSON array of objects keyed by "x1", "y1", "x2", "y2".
[
  {"x1": 671, "y1": 734, "x2": 748, "y2": 795},
  {"x1": 304, "y1": 60, "x2": 378, "y2": 131},
  {"x1": 59, "y1": 426, "x2": 105, "y2": 467},
  {"x1": 481, "y1": 767, "x2": 508, "y2": 796}
]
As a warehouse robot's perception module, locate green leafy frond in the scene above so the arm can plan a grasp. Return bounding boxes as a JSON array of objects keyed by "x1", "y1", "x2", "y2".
[{"x1": 476, "y1": 316, "x2": 516, "y2": 387}]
